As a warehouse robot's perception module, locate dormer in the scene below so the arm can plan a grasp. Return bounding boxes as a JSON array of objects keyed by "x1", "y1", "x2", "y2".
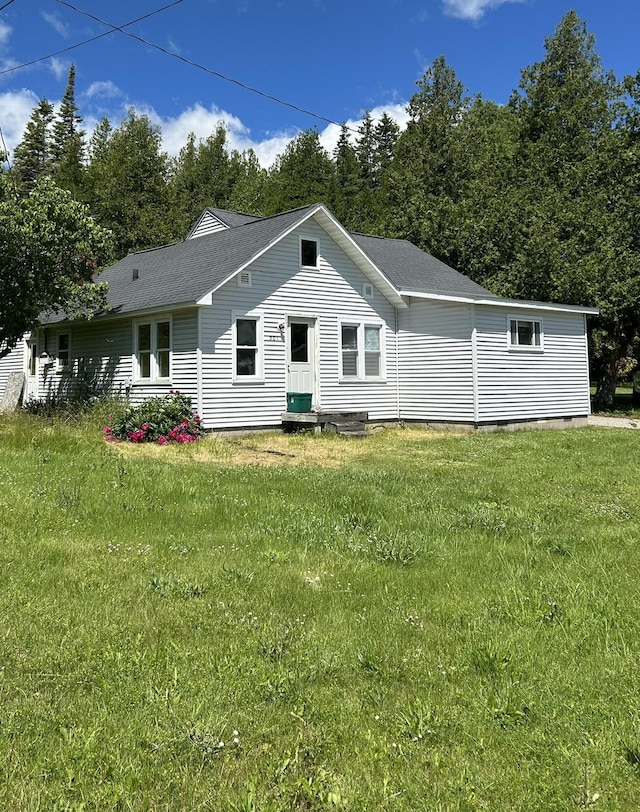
[{"x1": 186, "y1": 208, "x2": 262, "y2": 240}]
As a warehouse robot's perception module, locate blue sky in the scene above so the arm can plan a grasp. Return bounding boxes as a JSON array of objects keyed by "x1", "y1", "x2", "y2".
[{"x1": 1, "y1": 0, "x2": 639, "y2": 166}]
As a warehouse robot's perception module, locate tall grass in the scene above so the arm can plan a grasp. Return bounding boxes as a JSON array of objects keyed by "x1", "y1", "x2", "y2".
[{"x1": 0, "y1": 412, "x2": 639, "y2": 809}]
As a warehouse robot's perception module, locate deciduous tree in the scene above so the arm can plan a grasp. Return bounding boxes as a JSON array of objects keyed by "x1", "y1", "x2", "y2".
[{"x1": 0, "y1": 177, "x2": 112, "y2": 358}]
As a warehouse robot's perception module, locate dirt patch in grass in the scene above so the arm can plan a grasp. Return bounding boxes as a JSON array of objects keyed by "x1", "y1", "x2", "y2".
[{"x1": 109, "y1": 427, "x2": 457, "y2": 467}]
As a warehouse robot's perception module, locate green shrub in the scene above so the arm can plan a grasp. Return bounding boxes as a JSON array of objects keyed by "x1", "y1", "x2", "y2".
[{"x1": 104, "y1": 391, "x2": 202, "y2": 444}]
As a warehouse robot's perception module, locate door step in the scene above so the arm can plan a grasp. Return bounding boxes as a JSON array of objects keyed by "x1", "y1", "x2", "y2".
[{"x1": 325, "y1": 421, "x2": 368, "y2": 438}]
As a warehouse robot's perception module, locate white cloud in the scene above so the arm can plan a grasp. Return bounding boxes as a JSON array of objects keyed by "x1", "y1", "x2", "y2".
[
  {"x1": 0, "y1": 89, "x2": 40, "y2": 156},
  {"x1": 0, "y1": 20, "x2": 11, "y2": 46},
  {"x1": 42, "y1": 12, "x2": 70, "y2": 38},
  {"x1": 84, "y1": 81, "x2": 123, "y2": 100},
  {"x1": 48, "y1": 57, "x2": 69, "y2": 81},
  {"x1": 442, "y1": 0, "x2": 523, "y2": 21}
]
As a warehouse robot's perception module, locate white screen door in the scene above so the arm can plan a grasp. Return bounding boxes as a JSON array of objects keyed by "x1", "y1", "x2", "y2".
[{"x1": 287, "y1": 317, "x2": 316, "y2": 397}]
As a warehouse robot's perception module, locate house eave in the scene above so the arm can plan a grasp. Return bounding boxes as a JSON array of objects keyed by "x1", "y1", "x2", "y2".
[
  {"x1": 400, "y1": 289, "x2": 599, "y2": 315},
  {"x1": 38, "y1": 299, "x2": 200, "y2": 327}
]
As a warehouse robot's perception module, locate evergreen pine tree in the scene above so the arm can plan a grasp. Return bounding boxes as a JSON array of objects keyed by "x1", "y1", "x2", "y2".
[
  {"x1": 51, "y1": 64, "x2": 86, "y2": 197},
  {"x1": 12, "y1": 99, "x2": 55, "y2": 194}
]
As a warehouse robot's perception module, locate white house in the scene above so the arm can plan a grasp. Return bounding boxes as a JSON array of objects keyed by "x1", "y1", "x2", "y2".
[{"x1": 0, "y1": 204, "x2": 597, "y2": 430}]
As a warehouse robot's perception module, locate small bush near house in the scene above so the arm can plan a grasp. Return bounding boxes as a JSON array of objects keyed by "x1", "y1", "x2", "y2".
[{"x1": 105, "y1": 391, "x2": 202, "y2": 444}]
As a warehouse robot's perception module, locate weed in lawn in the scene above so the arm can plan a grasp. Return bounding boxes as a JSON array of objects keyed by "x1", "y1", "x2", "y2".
[
  {"x1": 540, "y1": 597, "x2": 563, "y2": 624},
  {"x1": 366, "y1": 529, "x2": 420, "y2": 565},
  {"x1": 57, "y1": 482, "x2": 80, "y2": 510},
  {"x1": 259, "y1": 622, "x2": 299, "y2": 663},
  {"x1": 149, "y1": 575, "x2": 207, "y2": 598},
  {"x1": 398, "y1": 700, "x2": 440, "y2": 743},
  {"x1": 188, "y1": 727, "x2": 238, "y2": 757}
]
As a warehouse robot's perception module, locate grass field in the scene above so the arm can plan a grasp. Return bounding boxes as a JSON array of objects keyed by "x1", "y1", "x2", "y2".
[{"x1": 1, "y1": 411, "x2": 640, "y2": 810}]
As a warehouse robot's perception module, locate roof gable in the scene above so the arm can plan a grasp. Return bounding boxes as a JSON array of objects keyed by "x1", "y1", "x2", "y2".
[{"x1": 186, "y1": 207, "x2": 261, "y2": 239}]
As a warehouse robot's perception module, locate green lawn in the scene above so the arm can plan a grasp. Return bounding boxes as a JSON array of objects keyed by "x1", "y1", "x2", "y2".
[{"x1": 1, "y1": 413, "x2": 640, "y2": 809}]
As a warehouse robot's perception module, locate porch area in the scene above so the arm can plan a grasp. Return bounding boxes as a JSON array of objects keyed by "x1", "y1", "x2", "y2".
[{"x1": 281, "y1": 410, "x2": 369, "y2": 437}]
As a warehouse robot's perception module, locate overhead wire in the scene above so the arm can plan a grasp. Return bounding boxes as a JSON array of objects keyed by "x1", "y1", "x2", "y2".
[
  {"x1": 0, "y1": 0, "x2": 185, "y2": 77},
  {"x1": 54, "y1": 0, "x2": 355, "y2": 132}
]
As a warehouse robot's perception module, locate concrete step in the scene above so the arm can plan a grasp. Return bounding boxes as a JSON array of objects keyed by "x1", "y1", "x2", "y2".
[{"x1": 326, "y1": 421, "x2": 368, "y2": 437}]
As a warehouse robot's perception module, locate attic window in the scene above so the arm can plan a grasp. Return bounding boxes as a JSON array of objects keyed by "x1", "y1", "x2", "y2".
[
  {"x1": 238, "y1": 271, "x2": 252, "y2": 288},
  {"x1": 301, "y1": 239, "x2": 318, "y2": 268}
]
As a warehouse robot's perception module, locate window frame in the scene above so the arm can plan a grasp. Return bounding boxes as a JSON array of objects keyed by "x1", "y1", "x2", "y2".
[
  {"x1": 133, "y1": 315, "x2": 172, "y2": 383},
  {"x1": 56, "y1": 331, "x2": 71, "y2": 372},
  {"x1": 507, "y1": 316, "x2": 543, "y2": 352},
  {"x1": 232, "y1": 309, "x2": 265, "y2": 383},
  {"x1": 300, "y1": 237, "x2": 318, "y2": 268},
  {"x1": 338, "y1": 319, "x2": 385, "y2": 382}
]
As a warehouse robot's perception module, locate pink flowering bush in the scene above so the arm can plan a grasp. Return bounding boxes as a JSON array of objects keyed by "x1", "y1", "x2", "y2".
[{"x1": 104, "y1": 392, "x2": 203, "y2": 444}]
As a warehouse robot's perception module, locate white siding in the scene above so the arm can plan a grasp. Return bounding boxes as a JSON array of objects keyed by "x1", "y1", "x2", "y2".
[
  {"x1": 189, "y1": 211, "x2": 228, "y2": 239},
  {"x1": 475, "y1": 306, "x2": 591, "y2": 421},
  {"x1": 31, "y1": 311, "x2": 199, "y2": 407},
  {"x1": 40, "y1": 320, "x2": 133, "y2": 401},
  {"x1": 199, "y1": 221, "x2": 399, "y2": 429},
  {"x1": 397, "y1": 299, "x2": 475, "y2": 422},
  {"x1": 0, "y1": 339, "x2": 27, "y2": 401}
]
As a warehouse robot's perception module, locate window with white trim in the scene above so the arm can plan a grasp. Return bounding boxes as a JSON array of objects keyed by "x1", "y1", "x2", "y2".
[
  {"x1": 134, "y1": 317, "x2": 171, "y2": 380},
  {"x1": 340, "y1": 321, "x2": 384, "y2": 380},
  {"x1": 508, "y1": 317, "x2": 542, "y2": 350},
  {"x1": 300, "y1": 238, "x2": 318, "y2": 268},
  {"x1": 57, "y1": 332, "x2": 70, "y2": 371},
  {"x1": 232, "y1": 310, "x2": 264, "y2": 381}
]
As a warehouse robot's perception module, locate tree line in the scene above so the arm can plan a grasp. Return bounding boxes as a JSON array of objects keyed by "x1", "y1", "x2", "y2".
[{"x1": 3, "y1": 11, "x2": 640, "y2": 406}]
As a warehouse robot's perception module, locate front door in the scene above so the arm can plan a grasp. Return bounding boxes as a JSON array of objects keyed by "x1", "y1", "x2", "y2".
[
  {"x1": 287, "y1": 318, "x2": 316, "y2": 402},
  {"x1": 26, "y1": 337, "x2": 39, "y2": 400}
]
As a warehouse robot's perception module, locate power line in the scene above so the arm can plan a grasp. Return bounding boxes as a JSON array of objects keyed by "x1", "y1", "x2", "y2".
[
  {"x1": 0, "y1": 0, "x2": 185, "y2": 77},
  {"x1": 55, "y1": 0, "x2": 355, "y2": 133},
  {"x1": 0, "y1": 0, "x2": 17, "y2": 12}
]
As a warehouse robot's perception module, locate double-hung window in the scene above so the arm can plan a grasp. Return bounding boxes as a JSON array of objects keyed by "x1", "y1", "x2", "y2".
[
  {"x1": 340, "y1": 321, "x2": 384, "y2": 380},
  {"x1": 135, "y1": 318, "x2": 171, "y2": 381},
  {"x1": 57, "y1": 332, "x2": 70, "y2": 371},
  {"x1": 232, "y1": 310, "x2": 264, "y2": 381},
  {"x1": 508, "y1": 317, "x2": 542, "y2": 350}
]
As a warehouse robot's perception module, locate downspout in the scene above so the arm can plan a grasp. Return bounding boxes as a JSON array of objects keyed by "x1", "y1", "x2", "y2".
[
  {"x1": 583, "y1": 312, "x2": 591, "y2": 415},
  {"x1": 471, "y1": 304, "x2": 479, "y2": 425},
  {"x1": 395, "y1": 305, "x2": 401, "y2": 421},
  {"x1": 196, "y1": 306, "x2": 204, "y2": 421}
]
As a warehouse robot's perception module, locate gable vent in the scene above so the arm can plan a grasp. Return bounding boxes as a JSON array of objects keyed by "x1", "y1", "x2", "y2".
[{"x1": 238, "y1": 271, "x2": 252, "y2": 288}]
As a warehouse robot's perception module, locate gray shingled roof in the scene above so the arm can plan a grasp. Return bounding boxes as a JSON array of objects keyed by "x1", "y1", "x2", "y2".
[
  {"x1": 91, "y1": 205, "x2": 318, "y2": 317},
  {"x1": 351, "y1": 232, "x2": 497, "y2": 298},
  {"x1": 207, "y1": 208, "x2": 261, "y2": 228},
  {"x1": 43, "y1": 204, "x2": 496, "y2": 325}
]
